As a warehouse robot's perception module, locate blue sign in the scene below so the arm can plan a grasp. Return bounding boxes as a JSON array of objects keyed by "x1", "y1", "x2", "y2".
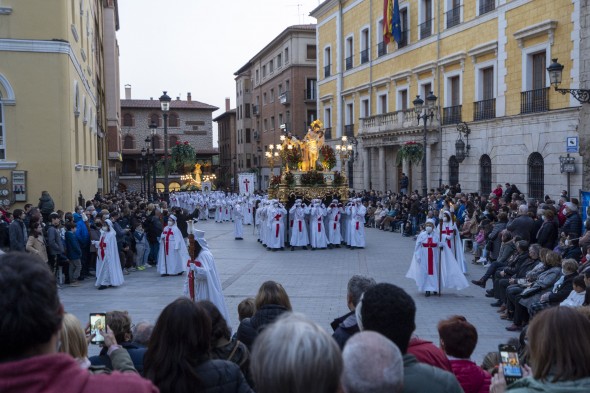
[{"x1": 567, "y1": 137, "x2": 579, "y2": 153}]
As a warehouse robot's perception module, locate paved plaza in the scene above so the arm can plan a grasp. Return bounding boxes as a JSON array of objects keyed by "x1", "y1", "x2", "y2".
[{"x1": 60, "y1": 219, "x2": 518, "y2": 362}]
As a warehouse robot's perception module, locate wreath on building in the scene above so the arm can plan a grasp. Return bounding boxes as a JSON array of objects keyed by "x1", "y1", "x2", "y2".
[{"x1": 396, "y1": 141, "x2": 423, "y2": 165}]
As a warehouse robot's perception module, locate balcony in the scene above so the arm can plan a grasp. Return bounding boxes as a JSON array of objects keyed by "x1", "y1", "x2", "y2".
[
  {"x1": 359, "y1": 108, "x2": 441, "y2": 136},
  {"x1": 360, "y1": 48, "x2": 369, "y2": 64},
  {"x1": 442, "y1": 105, "x2": 462, "y2": 125},
  {"x1": 419, "y1": 19, "x2": 432, "y2": 39},
  {"x1": 324, "y1": 127, "x2": 332, "y2": 140},
  {"x1": 473, "y1": 98, "x2": 496, "y2": 121},
  {"x1": 520, "y1": 88, "x2": 549, "y2": 114},
  {"x1": 479, "y1": 0, "x2": 495, "y2": 15},
  {"x1": 344, "y1": 124, "x2": 355, "y2": 138},
  {"x1": 279, "y1": 91, "x2": 290, "y2": 105},
  {"x1": 253, "y1": 105, "x2": 260, "y2": 116},
  {"x1": 304, "y1": 89, "x2": 316, "y2": 101},
  {"x1": 345, "y1": 55, "x2": 353, "y2": 70},
  {"x1": 324, "y1": 64, "x2": 331, "y2": 78},
  {"x1": 377, "y1": 42, "x2": 387, "y2": 57},
  {"x1": 446, "y1": 6, "x2": 461, "y2": 29},
  {"x1": 399, "y1": 29, "x2": 409, "y2": 48}
]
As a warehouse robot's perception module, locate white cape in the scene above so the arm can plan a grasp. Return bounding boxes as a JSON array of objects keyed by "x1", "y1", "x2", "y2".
[
  {"x1": 94, "y1": 230, "x2": 124, "y2": 287},
  {"x1": 158, "y1": 225, "x2": 189, "y2": 275}
]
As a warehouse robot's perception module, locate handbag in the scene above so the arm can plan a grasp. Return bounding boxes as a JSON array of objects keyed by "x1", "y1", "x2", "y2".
[{"x1": 521, "y1": 285, "x2": 543, "y2": 298}]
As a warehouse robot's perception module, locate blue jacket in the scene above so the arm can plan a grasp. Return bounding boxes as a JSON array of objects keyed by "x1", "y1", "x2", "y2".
[
  {"x1": 73, "y1": 213, "x2": 90, "y2": 245},
  {"x1": 65, "y1": 231, "x2": 82, "y2": 260}
]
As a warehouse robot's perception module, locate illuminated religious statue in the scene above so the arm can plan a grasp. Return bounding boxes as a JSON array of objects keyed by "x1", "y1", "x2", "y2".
[
  {"x1": 193, "y1": 163, "x2": 202, "y2": 185},
  {"x1": 302, "y1": 120, "x2": 324, "y2": 171}
]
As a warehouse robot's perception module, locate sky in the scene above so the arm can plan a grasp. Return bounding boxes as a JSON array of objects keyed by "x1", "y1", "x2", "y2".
[{"x1": 116, "y1": 0, "x2": 323, "y2": 146}]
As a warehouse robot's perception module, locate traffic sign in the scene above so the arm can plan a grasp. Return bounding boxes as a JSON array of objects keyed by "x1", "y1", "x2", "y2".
[{"x1": 567, "y1": 137, "x2": 579, "y2": 153}]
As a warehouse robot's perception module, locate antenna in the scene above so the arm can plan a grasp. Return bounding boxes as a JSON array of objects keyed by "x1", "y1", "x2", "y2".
[{"x1": 288, "y1": 3, "x2": 304, "y2": 24}]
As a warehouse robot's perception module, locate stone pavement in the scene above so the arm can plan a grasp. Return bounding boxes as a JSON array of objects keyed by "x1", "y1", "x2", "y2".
[{"x1": 60, "y1": 219, "x2": 519, "y2": 362}]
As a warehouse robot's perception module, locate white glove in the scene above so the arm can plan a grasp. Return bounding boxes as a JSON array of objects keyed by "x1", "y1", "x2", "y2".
[{"x1": 82, "y1": 213, "x2": 88, "y2": 222}]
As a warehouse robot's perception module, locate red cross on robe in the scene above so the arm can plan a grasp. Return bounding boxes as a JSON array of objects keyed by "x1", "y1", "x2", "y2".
[
  {"x1": 318, "y1": 217, "x2": 322, "y2": 232},
  {"x1": 441, "y1": 226, "x2": 454, "y2": 248},
  {"x1": 422, "y1": 236, "x2": 438, "y2": 275},
  {"x1": 164, "y1": 228, "x2": 174, "y2": 255},
  {"x1": 99, "y1": 236, "x2": 107, "y2": 260},
  {"x1": 274, "y1": 214, "x2": 282, "y2": 237}
]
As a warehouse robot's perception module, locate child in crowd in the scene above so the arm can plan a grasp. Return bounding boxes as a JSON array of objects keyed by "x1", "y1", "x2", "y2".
[
  {"x1": 472, "y1": 227, "x2": 487, "y2": 264},
  {"x1": 560, "y1": 275, "x2": 587, "y2": 307},
  {"x1": 232, "y1": 297, "x2": 255, "y2": 341},
  {"x1": 133, "y1": 223, "x2": 150, "y2": 270},
  {"x1": 64, "y1": 222, "x2": 82, "y2": 287}
]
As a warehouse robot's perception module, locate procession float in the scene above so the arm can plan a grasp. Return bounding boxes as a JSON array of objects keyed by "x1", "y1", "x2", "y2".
[{"x1": 266, "y1": 119, "x2": 354, "y2": 205}]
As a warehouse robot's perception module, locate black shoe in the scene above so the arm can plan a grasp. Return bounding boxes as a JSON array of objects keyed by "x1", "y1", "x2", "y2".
[
  {"x1": 161, "y1": 274, "x2": 169, "y2": 277},
  {"x1": 425, "y1": 291, "x2": 431, "y2": 297},
  {"x1": 350, "y1": 246, "x2": 355, "y2": 250},
  {"x1": 471, "y1": 279, "x2": 486, "y2": 288},
  {"x1": 272, "y1": 249, "x2": 277, "y2": 252},
  {"x1": 98, "y1": 285, "x2": 108, "y2": 290},
  {"x1": 176, "y1": 272, "x2": 183, "y2": 276},
  {"x1": 291, "y1": 246, "x2": 295, "y2": 251},
  {"x1": 490, "y1": 300, "x2": 502, "y2": 307},
  {"x1": 335, "y1": 245, "x2": 341, "y2": 248},
  {"x1": 485, "y1": 292, "x2": 495, "y2": 298},
  {"x1": 486, "y1": 289, "x2": 494, "y2": 295}
]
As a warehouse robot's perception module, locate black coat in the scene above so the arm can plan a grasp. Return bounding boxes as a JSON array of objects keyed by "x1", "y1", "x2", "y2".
[
  {"x1": 507, "y1": 215, "x2": 535, "y2": 241},
  {"x1": 236, "y1": 305, "x2": 288, "y2": 350},
  {"x1": 194, "y1": 359, "x2": 253, "y2": 393},
  {"x1": 561, "y1": 211, "x2": 583, "y2": 237},
  {"x1": 330, "y1": 311, "x2": 359, "y2": 349},
  {"x1": 536, "y1": 220, "x2": 558, "y2": 249},
  {"x1": 548, "y1": 273, "x2": 577, "y2": 303}
]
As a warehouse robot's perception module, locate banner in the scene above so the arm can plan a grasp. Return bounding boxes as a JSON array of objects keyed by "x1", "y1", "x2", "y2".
[
  {"x1": 581, "y1": 190, "x2": 590, "y2": 232},
  {"x1": 238, "y1": 173, "x2": 255, "y2": 195},
  {"x1": 201, "y1": 181, "x2": 211, "y2": 194}
]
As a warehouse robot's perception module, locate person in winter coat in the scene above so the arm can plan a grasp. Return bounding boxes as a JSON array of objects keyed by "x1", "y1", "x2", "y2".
[
  {"x1": 237, "y1": 281, "x2": 292, "y2": 350},
  {"x1": 560, "y1": 202, "x2": 582, "y2": 238},
  {"x1": 536, "y1": 210, "x2": 558, "y2": 249},
  {"x1": 144, "y1": 298, "x2": 253, "y2": 393},
  {"x1": 64, "y1": 222, "x2": 82, "y2": 287},
  {"x1": 38, "y1": 190, "x2": 55, "y2": 223},
  {"x1": 26, "y1": 221, "x2": 48, "y2": 263},
  {"x1": 438, "y1": 315, "x2": 491, "y2": 393}
]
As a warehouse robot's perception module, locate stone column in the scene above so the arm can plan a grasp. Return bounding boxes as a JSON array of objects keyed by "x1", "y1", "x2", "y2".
[
  {"x1": 362, "y1": 148, "x2": 370, "y2": 190},
  {"x1": 379, "y1": 147, "x2": 386, "y2": 192}
]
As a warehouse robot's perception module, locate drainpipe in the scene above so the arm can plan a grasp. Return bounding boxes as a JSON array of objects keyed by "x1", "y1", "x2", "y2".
[{"x1": 436, "y1": 0, "x2": 443, "y2": 190}]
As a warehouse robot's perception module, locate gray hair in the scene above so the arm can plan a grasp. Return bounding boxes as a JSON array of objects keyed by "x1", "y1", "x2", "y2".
[
  {"x1": 251, "y1": 312, "x2": 343, "y2": 393},
  {"x1": 341, "y1": 331, "x2": 404, "y2": 393},
  {"x1": 132, "y1": 321, "x2": 154, "y2": 346},
  {"x1": 348, "y1": 275, "x2": 376, "y2": 307},
  {"x1": 518, "y1": 204, "x2": 528, "y2": 214}
]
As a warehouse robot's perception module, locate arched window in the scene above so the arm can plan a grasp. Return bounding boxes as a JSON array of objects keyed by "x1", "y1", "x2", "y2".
[
  {"x1": 122, "y1": 113, "x2": 134, "y2": 127},
  {"x1": 480, "y1": 154, "x2": 492, "y2": 195},
  {"x1": 150, "y1": 113, "x2": 160, "y2": 127},
  {"x1": 528, "y1": 152, "x2": 544, "y2": 200},
  {"x1": 449, "y1": 156, "x2": 459, "y2": 186},
  {"x1": 152, "y1": 135, "x2": 161, "y2": 149},
  {"x1": 168, "y1": 113, "x2": 179, "y2": 127},
  {"x1": 123, "y1": 135, "x2": 134, "y2": 149},
  {"x1": 169, "y1": 182, "x2": 181, "y2": 191},
  {"x1": 169, "y1": 135, "x2": 179, "y2": 146}
]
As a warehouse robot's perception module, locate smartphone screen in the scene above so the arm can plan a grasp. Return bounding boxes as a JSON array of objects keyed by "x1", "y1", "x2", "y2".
[
  {"x1": 89, "y1": 313, "x2": 106, "y2": 345},
  {"x1": 499, "y1": 344, "x2": 523, "y2": 383}
]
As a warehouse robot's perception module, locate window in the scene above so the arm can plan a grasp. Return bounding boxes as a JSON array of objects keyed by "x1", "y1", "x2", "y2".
[
  {"x1": 263, "y1": 93, "x2": 267, "y2": 105},
  {"x1": 397, "y1": 88, "x2": 409, "y2": 110},
  {"x1": 269, "y1": 60, "x2": 274, "y2": 73},
  {"x1": 246, "y1": 129, "x2": 251, "y2": 143},
  {"x1": 480, "y1": 155, "x2": 492, "y2": 195},
  {"x1": 152, "y1": 135, "x2": 161, "y2": 149},
  {"x1": 324, "y1": 108, "x2": 332, "y2": 139},
  {"x1": 360, "y1": 28, "x2": 370, "y2": 64},
  {"x1": 446, "y1": 0, "x2": 461, "y2": 29},
  {"x1": 377, "y1": 19, "x2": 386, "y2": 57},
  {"x1": 245, "y1": 104, "x2": 251, "y2": 118},
  {"x1": 168, "y1": 113, "x2": 179, "y2": 127},
  {"x1": 278, "y1": 84, "x2": 283, "y2": 94},
  {"x1": 123, "y1": 135, "x2": 134, "y2": 149},
  {"x1": 449, "y1": 156, "x2": 459, "y2": 186},
  {"x1": 345, "y1": 36, "x2": 354, "y2": 70},
  {"x1": 443, "y1": 75, "x2": 462, "y2": 124},
  {"x1": 378, "y1": 94, "x2": 388, "y2": 114},
  {"x1": 306, "y1": 79, "x2": 317, "y2": 100},
  {"x1": 122, "y1": 113, "x2": 134, "y2": 127},
  {"x1": 521, "y1": 51, "x2": 548, "y2": 114},
  {"x1": 270, "y1": 116, "x2": 275, "y2": 130},
  {"x1": 361, "y1": 98, "x2": 370, "y2": 118},
  {"x1": 527, "y1": 152, "x2": 544, "y2": 199},
  {"x1": 420, "y1": 0, "x2": 433, "y2": 39},
  {"x1": 475, "y1": 66, "x2": 496, "y2": 120},
  {"x1": 324, "y1": 46, "x2": 332, "y2": 77},
  {"x1": 150, "y1": 113, "x2": 160, "y2": 127},
  {"x1": 479, "y1": 0, "x2": 495, "y2": 15},
  {"x1": 284, "y1": 47, "x2": 289, "y2": 63},
  {"x1": 262, "y1": 65, "x2": 267, "y2": 78},
  {"x1": 277, "y1": 53, "x2": 282, "y2": 68},
  {"x1": 307, "y1": 45, "x2": 317, "y2": 60},
  {"x1": 399, "y1": 7, "x2": 409, "y2": 47},
  {"x1": 421, "y1": 83, "x2": 432, "y2": 100},
  {"x1": 255, "y1": 69, "x2": 259, "y2": 84}
]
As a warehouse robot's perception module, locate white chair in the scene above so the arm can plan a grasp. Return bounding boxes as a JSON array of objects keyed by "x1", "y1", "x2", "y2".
[{"x1": 462, "y1": 238, "x2": 473, "y2": 253}]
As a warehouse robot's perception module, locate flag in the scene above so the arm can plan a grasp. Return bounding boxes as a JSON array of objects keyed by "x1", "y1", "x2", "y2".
[
  {"x1": 392, "y1": 0, "x2": 402, "y2": 44},
  {"x1": 383, "y1": 0, "x2": 393, "y2": 44}
]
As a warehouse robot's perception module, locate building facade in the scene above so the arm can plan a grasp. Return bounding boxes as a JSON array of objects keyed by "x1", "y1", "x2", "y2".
[
  {"x1": 0, "y1": 0, "x2": 120, "y2": 210},
  {"x1": 119, "y1": 88, "x2": 218, "y2": 193},
  {"x1": 311, "y1": 0, "x2": 583, "y2": 199},
  {"x1": 234, "y1": 24, "x2": 318, "y2": 190},
  {"x1": 213, "y1": 98, "x2": 237, "y2": 192}
]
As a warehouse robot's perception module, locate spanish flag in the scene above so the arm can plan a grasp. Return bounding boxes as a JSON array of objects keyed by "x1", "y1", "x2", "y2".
[{"x1": 383, "y1": 0, "x2": 402, "y2": 45}]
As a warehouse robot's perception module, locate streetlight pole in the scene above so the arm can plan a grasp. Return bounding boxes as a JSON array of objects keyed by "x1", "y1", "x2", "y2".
[
  {"x1": 413, "y1": 91, "x2": 438, "y2": 197},
  {"x1": 144, "y1": 137, "x2": 151, "y2": 201},
  {"x1": 159, "y1": 91, "x2": 171, "y2": 203},
  {"x1": 149, "y1": 121, "x2": 157, "y2": 201},
  {"x1": 141, "y1": 147, "x2": 147, "y2": 195}
]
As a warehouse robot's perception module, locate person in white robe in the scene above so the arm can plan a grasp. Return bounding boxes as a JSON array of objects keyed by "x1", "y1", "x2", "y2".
[
  {"x1": 93, "y1": 219, "x2": 124, "y2": 290},
  {"x1": 406, "y1": 220, "x2": 469, "y2": 297},
  {"x1": 309, "y1": 199, "x2": 328, "y2": 250},
  {"x1": 342, "y1": 201, "x2": 352, "y2": 246},
  {"x1": 349, "y1": 199, "x2": 366, "y2": 249},
  {"x1": 184, "y1": 229, "x2": 232, "y2": 329},
  {"x1": 158, "y1": 214, "x2": 189, "y2": 276},
  {"x1": 327, "y1": 199, "x2": 343, "y2": 248},
  {"x1": 289, "y1": 199, "x2": 309, "y2": 250},
  {"x1": 267, "y1": 200, "x2": 287, "y2": 251},
  {"x1": 243, "y1": 198, "x2": 254, "y2": 225},
  {"x1": 440, "y1": 210, "x2": 467, "y2": 273},
  {"x1": 233, "y1": 200, "x2": 244, "y2": 240}
]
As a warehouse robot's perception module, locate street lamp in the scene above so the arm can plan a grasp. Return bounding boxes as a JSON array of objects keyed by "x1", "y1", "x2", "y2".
[
  {"x1": 159, "y1": 91, "x2": 171, "y2": 202},
  {"x1": 145, "y1": 137, "x2": 151, "y2": 201},
  {"x1": 455, "y1": 122, "x2": 471, "y2": 163},
  {"x1": 413, "y1": 91, "x2": 438, "y2": 197},
  {"x1": 141, "y1": 147, "x2": 147, "y2": 195},
  {"x1": 547, "y1": 58, "x2": 590, "y2": 104},
  {"x1": 149, "y1": 121, "x2": 158, "y2": 201},
  {"x1": 335, "y1": 135, "x2": 353, "y2": 177}
]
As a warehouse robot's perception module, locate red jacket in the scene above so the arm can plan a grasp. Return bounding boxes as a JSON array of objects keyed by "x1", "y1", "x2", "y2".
[
  {"x1": 407, "y1": 337, "x2": 452, "y2": 372},
  {"x1": 449, "y1": 359, "x2": 491, "y2": 393},
  {"x1": 0, "y1": 353, "x2": 158, "y2": 393}
]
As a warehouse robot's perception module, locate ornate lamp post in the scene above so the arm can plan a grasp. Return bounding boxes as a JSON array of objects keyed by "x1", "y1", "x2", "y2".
[
  {"x1": 159, "y1": 91, "x2": 171, "y2": 202},
  {"x1": 413, "y1": 91, "x2": 438, "y2": 197},
  {"x1": 141, "y1": 147, "x2": 147, "y2": 195},
  {"x1": 547, "y1": 58, "x2": 590, "y2": 103},
  {"x1": 335, "y1": 135, "x2": 353, "y2": 176},
  {"x1": 455, "y1": 122, "x2": 471, "y2": 163},
  {"x1": 144, "y1": 137, "x2": 151, "y2": 201}
]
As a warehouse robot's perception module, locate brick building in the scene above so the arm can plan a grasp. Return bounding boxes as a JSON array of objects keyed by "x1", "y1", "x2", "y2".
[{"x1": 213, "y1": 98, "x2": 237, "y2": 192}]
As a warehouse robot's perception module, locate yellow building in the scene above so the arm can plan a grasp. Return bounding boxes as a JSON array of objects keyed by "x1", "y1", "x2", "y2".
[
  {"x1": 0, "y1": 0, "x2": 120, "y2": 211},
  {"x1": 311, "y1": 0, "x2": 583, "y2": 198}
]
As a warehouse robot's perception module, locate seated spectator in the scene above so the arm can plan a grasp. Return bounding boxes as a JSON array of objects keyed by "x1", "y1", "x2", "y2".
[
  {"x1": 341, "y1": 331, "x2": 404, "y2": 393},
  {"x1": 560, "y1": 275, "x2": 586, "y2": 307},
  {"x1": 237, "y1": 297, "x2": 255, "y2": 321},
  {"x1": 330, "y1": 274, "x2": 376, "y2": 349},
  {"x1": 237, "y1": 280, "x2": 292, "y2": 350},
  {"x1": 407, "y1": 336, "x2": 452, "y2": 372},
  {"x1": 357, "y1": 283, "x2": 463, "y2": 393},
  {"x1": 0, "y1": 252, "x2": 157, "y2": 393},
  {"x1": 144, "y1": 297, "x2": 252, "y2": 393},
  {"x1": 437, "y1": 316, "x2": 491, "y2": 393},
  {"x1": 490, "y1": 307, "x2": 590, "y2": 392},
  {"x1": 490, "y1": 240, "x2": 532, "y2": 308},
  {"x1": 89, "y1": 310, "x2": 147, "y2": 375},
  {"x1": 472, "y1": 231, "x2": 515, "y2": 288},
  {"x1": 481, "y1": 352, "x2": 500, "y2": 376},
  {"x1": 528, "y1": 259, "x2": 579, "y2": 317},
  {"x1": 250, "y1": 312, "x2": 342, "y2": 393},
  {"x1": 560, "y1": 233, "x2": 582, "y2": 261},
  {"x1": 132, "y1": 321, "x2": 154, "y2": 347}
]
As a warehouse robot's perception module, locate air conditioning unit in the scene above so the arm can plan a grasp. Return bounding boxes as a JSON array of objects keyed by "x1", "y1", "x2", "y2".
[{"x1": 253, "y1": 131, "x2": 259, "y2": 140}]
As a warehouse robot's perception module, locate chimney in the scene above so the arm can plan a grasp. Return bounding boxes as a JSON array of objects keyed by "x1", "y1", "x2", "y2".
[
  {"x1": 225, "y1": 97, "x2": 230, "y2": 112},
  {"x1": 124, "y1": 84, "x2": 131, "y2": 99},
  {"x1": 187, "y1": 92, "x2": 192, "y2": 102}
]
